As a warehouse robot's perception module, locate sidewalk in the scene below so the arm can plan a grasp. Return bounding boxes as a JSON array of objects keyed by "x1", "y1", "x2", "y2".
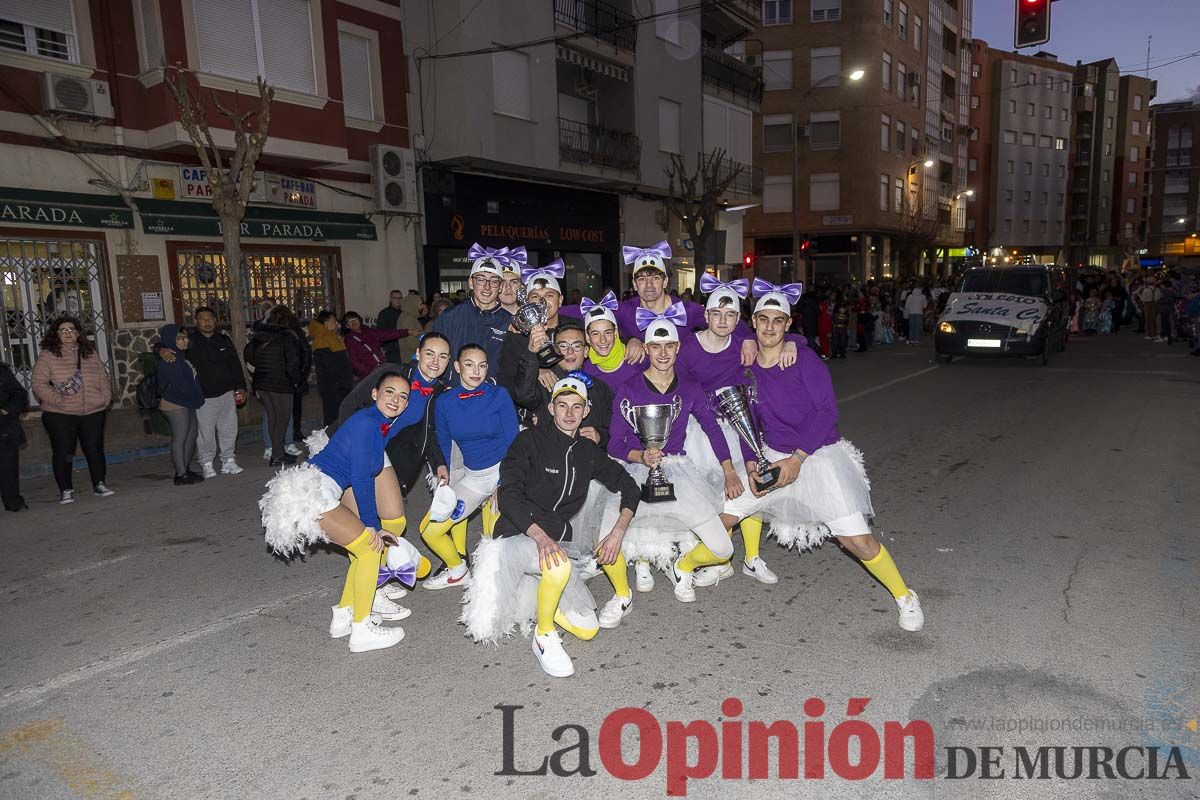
[{"x1": 15, "y1": 393, "x2": 325, "y2": 479}]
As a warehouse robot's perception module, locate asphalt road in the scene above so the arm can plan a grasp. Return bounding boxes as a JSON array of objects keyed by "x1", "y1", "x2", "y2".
[{"x1": 1, "y1": 332, "x2": 1197, "y2": 800}]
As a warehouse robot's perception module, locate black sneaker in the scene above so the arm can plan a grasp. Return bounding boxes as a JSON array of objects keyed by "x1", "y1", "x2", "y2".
[
  {"x1": 269, "y1": 454, "x2": 298, "y2": 467},
  {"x1": 174, "y1": 473, "x2": 202, "y2": 485}
]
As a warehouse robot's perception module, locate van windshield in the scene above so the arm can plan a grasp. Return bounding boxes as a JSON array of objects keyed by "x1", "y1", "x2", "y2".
[{"x1": 958, "y1": 270, "x2": 1047, "y2": 298}]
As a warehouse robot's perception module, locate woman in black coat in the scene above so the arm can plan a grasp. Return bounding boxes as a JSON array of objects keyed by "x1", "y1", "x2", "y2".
[
  {"x1": 0, "y1": 362, "x2": 28, "y2": 511},
  {"x1": 245, "y1": 306, "x2": 301, "y2": 467}
]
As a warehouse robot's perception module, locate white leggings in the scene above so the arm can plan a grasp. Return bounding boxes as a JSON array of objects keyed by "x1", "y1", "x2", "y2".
[{"x1": 692, "y1": 516, "x2": 734, "y2": 560}]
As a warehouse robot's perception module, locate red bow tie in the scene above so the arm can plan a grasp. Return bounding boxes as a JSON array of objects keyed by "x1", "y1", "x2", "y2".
[
  {"x1": 458, "y1": 390, "x2": 484, "y2": 400},
  {"x1": 412, "y1": 379, "x2": 434, "y2": 397},
  {"x1": 380, "y1": 422, "x2": 392, "y2": 437}
]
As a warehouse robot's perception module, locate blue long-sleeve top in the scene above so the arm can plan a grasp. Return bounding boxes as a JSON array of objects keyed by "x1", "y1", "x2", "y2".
[
  {"x1": 435, "y1": 380, "x2": 519, "y2": 470},
  {"x1": 310, "y1": 404, "x2": 412, "y2": 529}
]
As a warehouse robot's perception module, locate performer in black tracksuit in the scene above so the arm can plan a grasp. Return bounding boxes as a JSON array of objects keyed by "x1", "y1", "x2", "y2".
[{"x1": 461, "y1": 376, "x2": 639, "y2": 678}]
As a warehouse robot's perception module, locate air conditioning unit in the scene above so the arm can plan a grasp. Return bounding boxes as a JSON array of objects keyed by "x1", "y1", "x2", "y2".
[
  {"x1": 369, "y1": 145, "x2": 419, "y2": 214},
  {"x1": 744, "y1": 54, "x2": 761, "y2": 68},
  {"x1": 41, "y1": 74, "x2": 114, "y2": 118}
]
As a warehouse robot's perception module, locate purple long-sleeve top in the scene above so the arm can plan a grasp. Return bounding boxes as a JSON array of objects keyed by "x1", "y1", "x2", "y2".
[
  {"x1": 742, "y1": 348, "x2": 840, "y2": 460},
  {"x1": 677, "y1": 331, "x2": 808, "y2": 394},
  {"x1": 608, "y1": 373, "x2": 732, "y2": 464},
  {"x1": 561, "y1": 295, "x2": 712, "y2": 342},
  {"x1": 583, "y1": 358, "x2": 641, "y2": 389}
]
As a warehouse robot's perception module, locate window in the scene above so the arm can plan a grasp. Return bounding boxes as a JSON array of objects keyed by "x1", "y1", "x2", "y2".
[
  {"x1": 1102, "y1": 169, "x2": 1110, "y2": 183},
  {"x1": 942, "y1": 122, "x2": 954, "y2": 143},
  {"x1": 762, "y1": 114, "x2": 793, "y2": 152},
  {"x1": 970, "y1": 127, "x2": 978, "y2": 141},
  {"x1": 1027, "y1": 103, "x2": 1035, "y2": 117},
  {"x1": 1006, "y1": 159, "x2": 1015, "y2": 174},
  {"x1": 810, "y1": 172, "x2": 839, "y2": 210},
  {"x1": 1057, "y1": 221, "x2": 1064, "y2": 235},
  {"x1": 0, "y1": 2, "x2": 77, "y2": 62},
  {"x1": 881, "y1": 114, "x2": 891, "y2": 150},
  {"x1": 894, "y1": 178, "x2": 903, "y2": 212},
  {"x1": 911, "y1": 127, "x2": 919, "y2": 155},
  {"x1": 1028, "y1": 72, "x2": 1036, "y2": 85},
  {"x1": 1057, "y1": 193, "x2": 1064, "y2": 206},
  {"x1": 1129, "y1": 146, "x2": 1139, "y2": 163},
  {"x1": 1045, "y1": 77, "x2": 1054, "y2": 91},
  {"x1": 1128, "y1": 171, "x2": 1136, "y2": 185},
  {"x1": 1041, "y1": 163, "x2": 1049, "y2": 176},
  {"x1": 1040, "y1": 220, "x2": 1047, "y2": 235},
  {"x1": 971, "y1": 62, "x2": 980, "y2": 78},
  {"x1": 1021, "y1": 132, "x2": 1035, "y2": 146},
  {"x1": 1024, "y1": 161, "x2": 1033, "y2": 175},
  {"x1": 1057, "y1": 164, "x2": 1065, "y2": 177},
  {"x1": 1044, "y1": 105, "x2": 1052, "y2": 119},
  {"x1": 1124, "y1": 222, "x2": 1133, "y2": 238},
  {"x1": 1003, "y1": 129, "x2": 1016, "y2": 144},
  {"x1": 1106, "y1": 88, "x2": 1115, "y2": 101},
  {"x1": 810, "y1": 111, "x2": 841, "y2": 149},
  {"x1": 883, "y1": 0, "x2": 892, "y2": 27},
  {"x1": 1132, "y1": 120, "x2": 1142, "y2": 135},
  {"x1": 1039, "y1": 135, "x2": 1051, "y2": 148},
  {"x1": 1008, "y1": 99, "x2": 1016, "y2": 114},
  {"x1": 880, "y1": 174, "x2": 890, "y2": 210},
  {"x1": 1023, "y1": 190, "x2": 1031, "y2": 203},
  {"x1": 1060, "y1": 108, "x2": 1069, "y2": 121},
  {"x1": 895, "y1": 120, "x2": 905, "y2": 152},
  {"x1": 1009, "y1": 68, "x2": 1018, "y2": 84},
  {"x1": 194, "y1": 0, "x2": 317, "y2": 94},
  {"x1": 136, "y1": 0, "x2": 164, "y2": 71},
  {"x1": 339, "y1": 30, "x2": 377, "y2": 121},
  {"x1": 1133, "y1": 94, "x2": 1143, "y2": 110},
  {"x1": 1100, "y1": 196, "x2": 1107, "y2": 209},
  {"x1": 764, "y1": 0, "x2": 793, "y2": 24},
  {"x1": 1040, "y1": 192, "x2": 1048, "y2": 205},
  {"x1": 1005, "y1": 189, "x2": 1013, "y2": 202},
  {"x1": 811, "y1": 47, "x2": 841, "y2": 87},
  {"x1": 1104, "y1": 143, "x2": 1112, "y2": 156},
  {"x1": 1054, "y1": 138, "x2": 1066, "y2": 150},
  {"x1": 658, "y1": 97, "x2": 681, "y2": 153},
  {"x1": 967, "y1": 219, "x2": 976, "y2": 231},
  {"x1": 897, "y1": 63, "x2": 906, "y2": 98},
  {"x1": 882, "y1": 52, "x2": 892, "y2": 91},
  {"x1": 968, "y1": 157, "x2": 977, "y2": 171},
  {"x1": 1105, "y1": 115, "x2": 1113, "y2": 130},
  {"x1": 763, "y1": 51, "x2": 792, "y2": 90},
  {"x1": 1126, "y1": 198, "x2": 1135, "y2": 213},
  {"x1": 1062, "y1": 80, "x2": 1069, "y2": 93},
  {"x1": 763, "y1": 176, "x2": 792, "y2": 212},
  {"x1": 1005, "y1": 219, "x2": 1012, "y2": 233},
  {"x1": 914, "y1": 16, "x2": 922, "y2": 51},
  {"x1": 811, "y1": 0, "x2": 841, "y2": 22},
  {"x1": 655, "y1": 0, "x2": 679, "y2": 44},
  {"x1": 492, "y1": 50, "x2": 531, "y2": 119},
  {"x1": 898, "y1": 2, "x2": 908, "y2": 38},
  {"x1": 1022, "y1": 219, "x2": 1030, "y2": 233}
]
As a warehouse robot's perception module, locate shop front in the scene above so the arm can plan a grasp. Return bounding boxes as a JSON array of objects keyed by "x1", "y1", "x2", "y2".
[{"x1": 423, "y1": 172, "x2": 620, "y2": 301}]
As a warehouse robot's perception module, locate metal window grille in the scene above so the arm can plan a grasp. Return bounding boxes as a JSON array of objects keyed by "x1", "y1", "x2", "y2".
[{"x1": 174, "y1": 249, "x2": 337, "y2": 326}]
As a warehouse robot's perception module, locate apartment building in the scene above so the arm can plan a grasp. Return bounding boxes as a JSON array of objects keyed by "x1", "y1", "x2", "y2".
[
  {"x1": 0, "y1": 0, "x2": 415, "y2": 405},
  {"x1": 744, "y1": 0, "x2": 973, "y2": 284},
  {"x1": 1147, "y1": 100, "x2": 1200, "y2": 268},
  {"x1": 403, "y1": 0, "x2": 761, "y2": 295},
  {"x1": 1111, "y1": 74, "x2": 1156, "y2": 250},
  {"x1": 966, "y1": 43, "x2": 1072, "y2": 262}
]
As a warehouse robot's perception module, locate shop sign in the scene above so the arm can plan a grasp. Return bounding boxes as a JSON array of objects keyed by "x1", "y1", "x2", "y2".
[
  {"x1": 822, "y1": 215, "x2": 853, "y2": 226},
  {"x1": 141, "y1": 215, "x2": 376, "y2": 241},
  {"x1": 272, "y1": 176, "x2": 317, "y2": 209},
  {"x1": 0, "y1": 191, "x2": 133, "y2": 229},
  {"x1": 180, "y1": 167, "x2": 267, "y2": 202}
]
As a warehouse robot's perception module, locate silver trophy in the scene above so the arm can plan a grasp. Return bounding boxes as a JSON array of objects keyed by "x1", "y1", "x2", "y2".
[
  {"x1": 620, "y1": 397, "x2": 683, "y2": 503},
  {"x1": 512, "y1": 285, "x2": 561, "y2": 368},
  {"x1": 710, "y1": 372, "x2": 780, "y2": 492}
]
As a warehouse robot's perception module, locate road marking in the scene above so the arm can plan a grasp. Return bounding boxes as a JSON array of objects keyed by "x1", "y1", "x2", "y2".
[
  {"x1": 0, "y1": 587, "x2": 329, "y2": 712},
  {"x1": 839, "y1": 366, "x2": 940, "y2": 403},
  {"x1": 0, "y1": 718, "x2": 137, "y2": 799},
  {"x1": 1044, "y1": 368, "x2": 1189, "y2": 376},
  {"x1": 43, "y1": 555, "x2": 135, "y2": 579}
]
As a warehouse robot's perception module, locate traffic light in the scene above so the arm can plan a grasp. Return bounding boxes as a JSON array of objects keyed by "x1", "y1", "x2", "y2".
[
  {"x1": 800, "y1": 237, "x2": 811, "y2": 253},
  {"x1": 742, "y1": 253, "x2": 754, "y2": 270},
  {"x1": 1014, "y1": 0, "x2": 1050, "y2": 49}
]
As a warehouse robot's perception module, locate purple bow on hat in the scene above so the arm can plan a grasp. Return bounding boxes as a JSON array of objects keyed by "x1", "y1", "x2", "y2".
[
  {"x1": 622, "y1": 241, "x2": 672, "y2": 265},
  {"x1": 699, "y1": 273, "x2": 750, "y2": 298},
  {"x1": 501, "y1": 246, "x2": 528, "y2": 269},
  {"x1": 521, "y1": 258, "x2": 565, "y2": 282},
  {"x1": 467, "y1": 243, "x2": 507, "y2": 263},
  {"x1": 752, "y1": 278, "x2": 803, "y2": 304},
  {"x1": 580, "y1": 290, "x2": 619, "y2": 314},
  {"x1": 377, "y1": 562, "x2": 418, "y2": 589},
  {"x1": 635, "y1": 301, "x2": 687, "y2": 331}
]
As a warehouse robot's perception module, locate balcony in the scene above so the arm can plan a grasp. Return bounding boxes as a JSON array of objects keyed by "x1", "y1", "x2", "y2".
[
  {"x1": 702, "y1": 0, "x2": 761, "y2": 44},
  {"x1": 559, "y1": 117, "x2": 641, "y2": 171},
  {"x1": 705, "y1": 153, "x2": 763, "y2": 196},
  {"x1": 702, "y1": 47, "x2": 763, "y2": 104},
  {"x1": 554, "y1": 0, "x2": 637, "y2": 51}
]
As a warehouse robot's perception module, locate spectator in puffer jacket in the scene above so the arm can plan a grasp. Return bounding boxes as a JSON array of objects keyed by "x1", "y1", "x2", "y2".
[
  {"x1": 342, "y1": 311, "x2": 409, "y2": 379},
  {"x1": 245, "y1": 306, "x2": 301, "y2": 466},
  {"x1": 156, "y1": 324, "x2": 206, "y2": 485},
  {"x1": 309, "y1": 311, "x2": 355, "y2": 426}
]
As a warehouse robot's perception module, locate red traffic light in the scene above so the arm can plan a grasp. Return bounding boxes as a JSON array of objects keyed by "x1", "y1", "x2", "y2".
[
  {"x1": 742, "y1": 253, "x2": 754, "y2": 269},
  {"x1": 1014, "y1": 0, "x2": 1050, "y2": 48}
]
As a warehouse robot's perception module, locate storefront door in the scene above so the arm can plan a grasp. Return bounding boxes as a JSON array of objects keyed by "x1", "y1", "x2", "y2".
[{"x1": 172, "y1": 246, "x2": 339, "y2": 325}]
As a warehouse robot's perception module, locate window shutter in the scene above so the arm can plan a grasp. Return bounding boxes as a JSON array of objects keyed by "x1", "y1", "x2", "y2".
[
  {"x1": 258, "y1": 0, "x2": 316, "y2": 94},
  {"x1": 338, "y1": 31, "x2": 373, "y2": 120},
  {"x1": 0, "y1": 0, "x2": 74, "y2": 33},
  {"x1": 809, "y1": 172, "x2": 839, "y2": 211},
  {"x1": 809, "y1": 111, "x2": 839, "y2": 149},
  {"x1": 703, "y1": 97, "x2": 728, "y2": 154},
  {"x1": 762, "y1": 176, "x2": 792, "y2": 213},
  {"x1": 193, "y1": 0, "x2": 259, "y2": 83},
  {"x1": 658, "y1": 98, "x2": 680, "y2": 154},
  {"x1": 492, "y1": 50, "x2": 531, "y2": 119},
  {"x1": 763, "y1": 51, "x2": 792, "y2": 90},
  {"x1": 139, "y1": 0, "x2": 164, "y2": 70},
  {"x1": 729, "y1": 107, "x2": 751, "y2": 164}
]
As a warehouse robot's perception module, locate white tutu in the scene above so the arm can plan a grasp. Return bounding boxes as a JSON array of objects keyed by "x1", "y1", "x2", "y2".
[
  {"x1": 564, "y1": 478, "x2": 612, "y2": 559},
  {"x1": 461, "y1": 536, "x2": 598, "y2": 645},
  {"x1": 259, "y1": 463, "x2": 344, "y2": 557},
  {"x1": 762, "y1": 439, "x2": 875, "y2": 551},
  {"x1": 304, "y1": 427, "x2": 330, "y2": 457}
]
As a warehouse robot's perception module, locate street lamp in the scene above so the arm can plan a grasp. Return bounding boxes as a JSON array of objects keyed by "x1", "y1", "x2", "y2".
[{"x1": 790, "y1": 68, "x2": 865, "y2": 284}]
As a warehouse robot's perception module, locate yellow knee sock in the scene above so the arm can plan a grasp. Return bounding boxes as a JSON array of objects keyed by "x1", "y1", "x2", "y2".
[
  {"x1": 451, "y1": 520, "x2": 469, "y2": 557},
  {"x1": 601, "y1": 554, "x2": 631, "y2": 598},
  {"x1": 480, "y1": 500, "x2": 500, "y2": 539},
  {"x1": 379, "y1": 515, "x2": 407, "y2": 538},
  {"x1": 536, "y1": 559, "x2": 571, "y2": 636},
  {"x1": 420, "y1": 516, "x2": 463, "y2": 569},
  {"x1": 555, "y1": 609, "x2": 598, "y2": 641},
  {"x1": 740, "y1": 516, "x2": 763, "y2": 562},
  {"x1": 677, "y1": 536, "x2": 730, "y2": 573},
  {"x1": 862, "y1": 544, "x2": 911, "y2": 599},
  {"x1": 344, "y1": 528, "x2": 381, "y2": 622}
]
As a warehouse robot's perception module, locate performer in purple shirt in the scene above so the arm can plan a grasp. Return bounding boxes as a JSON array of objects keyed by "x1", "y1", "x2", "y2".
[
  {"x1": 599, "y1": 312, "x2": 744, "y2": 611},
  {"x1": 580, "y1": 295, "x2": 642, "y2": 389},
  {"x1": 719, "y1": 280, "x2": 925, "y2": 632}
]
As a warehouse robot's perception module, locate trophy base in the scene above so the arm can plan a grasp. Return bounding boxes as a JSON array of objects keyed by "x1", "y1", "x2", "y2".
[
  {"x1": 752, "y1": 466, "x2": 782, "y2": 493},
  {"x1": 641, "y1": 482, "x2": 676, "y2": 504},
  {"x1": 535, "y1": 344, "x2": 562, "y2": 369}
]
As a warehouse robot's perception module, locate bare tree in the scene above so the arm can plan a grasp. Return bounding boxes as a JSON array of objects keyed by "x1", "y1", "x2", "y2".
[
  {"x1": 664, "y1": 149, "x2": 744, "y2": 275},
  {"x1": 165, "y1": 67, "x2": 274, "y2": 357},
  {"x1": 892, "y1": 191, "x2": 941, "y2": 278}
]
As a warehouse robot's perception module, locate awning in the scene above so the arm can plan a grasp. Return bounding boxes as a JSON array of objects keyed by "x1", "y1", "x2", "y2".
[
  {"x1": 0, "y1": 187, "x2": 134, "y2": 230},
  {"x1": 135, "y1": 198, "x2": 378, "y2": 241}
]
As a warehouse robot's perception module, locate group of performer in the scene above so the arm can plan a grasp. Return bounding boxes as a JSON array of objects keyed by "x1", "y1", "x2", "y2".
[{"x1": 260, "y1": 241, "x2": 925, "y2": 677}]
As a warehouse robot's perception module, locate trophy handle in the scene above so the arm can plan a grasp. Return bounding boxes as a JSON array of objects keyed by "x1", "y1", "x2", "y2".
[
  {"x1": 744, "y1": 369, "x2": 757, "y2": 404},
  {"x1": 619, "y1": 398, "x2": 635, "y2": 428},
  {"x1": 670, "y1": 395, "x2": 683, "y2": 422}
]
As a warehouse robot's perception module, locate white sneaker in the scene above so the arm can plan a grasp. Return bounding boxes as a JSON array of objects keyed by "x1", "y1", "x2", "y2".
[
  {"x1": 328, "y1": 605, "x2": 381, "y2": 638},
  {"x1": 573, "y1": 556, "x2": 602, "y2": 580},
  {"x1": 634, "y1": 561, "x2": 655, "y2": 592},
  {"x1": 93, "y1": 482, "x2": 115, "y2": 497},
  {"x1": 693, "y1": 562, "x2": 735, "y2": 588},
  {"x1": 598, "y1": 593, "x2": 633, "y2": 628},
  {"x1": 59, "y1": 490, "x2": 75, "y2": 505},
  {"x1": 671, "y1": 559, "x2": 696, "y2": 603},
  {"x1": 896, "y1": 591, "x2": 925, "y2": 631},
  {"x1": 285, "y1": 443, "x2": 303, "y2": 457},
  {"x1": 424, "y1": 565, "x2": 471, "y2": 590},
  {"x1": 742, "y1": 557, "x2": 779, "y2": 585},
  {"x1": 381, "y1": 583, "x2": 408, "y2": 601},
  {"x1": 220, "y1": 459, "x2": 243, "y2": 475},
  {"x1": 201, "y1": 464, "x2": 218, "y2": 480},
  {"x1": 263, "y1": 448, "x2": 272, "y2": 460},
  {"x1": 532, "y1": 630, "x2": 574, "y2": 677},
  {"x1": 371, "y1": 591, "x2": 412, "y2": 621},
  {"x1": 348, "y1": 619, "x2": 405, "y2": 652}
]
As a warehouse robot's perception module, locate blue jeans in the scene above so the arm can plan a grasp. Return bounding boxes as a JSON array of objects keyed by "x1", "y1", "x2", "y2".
[{"x1": 908, "y1": 313, "x2": 923, "y2": 343}]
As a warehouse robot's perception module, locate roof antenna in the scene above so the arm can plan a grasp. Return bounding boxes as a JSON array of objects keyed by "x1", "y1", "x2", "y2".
[{"x1": 1145, "y1": 34, "x2": 1151, "y2": 78}]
